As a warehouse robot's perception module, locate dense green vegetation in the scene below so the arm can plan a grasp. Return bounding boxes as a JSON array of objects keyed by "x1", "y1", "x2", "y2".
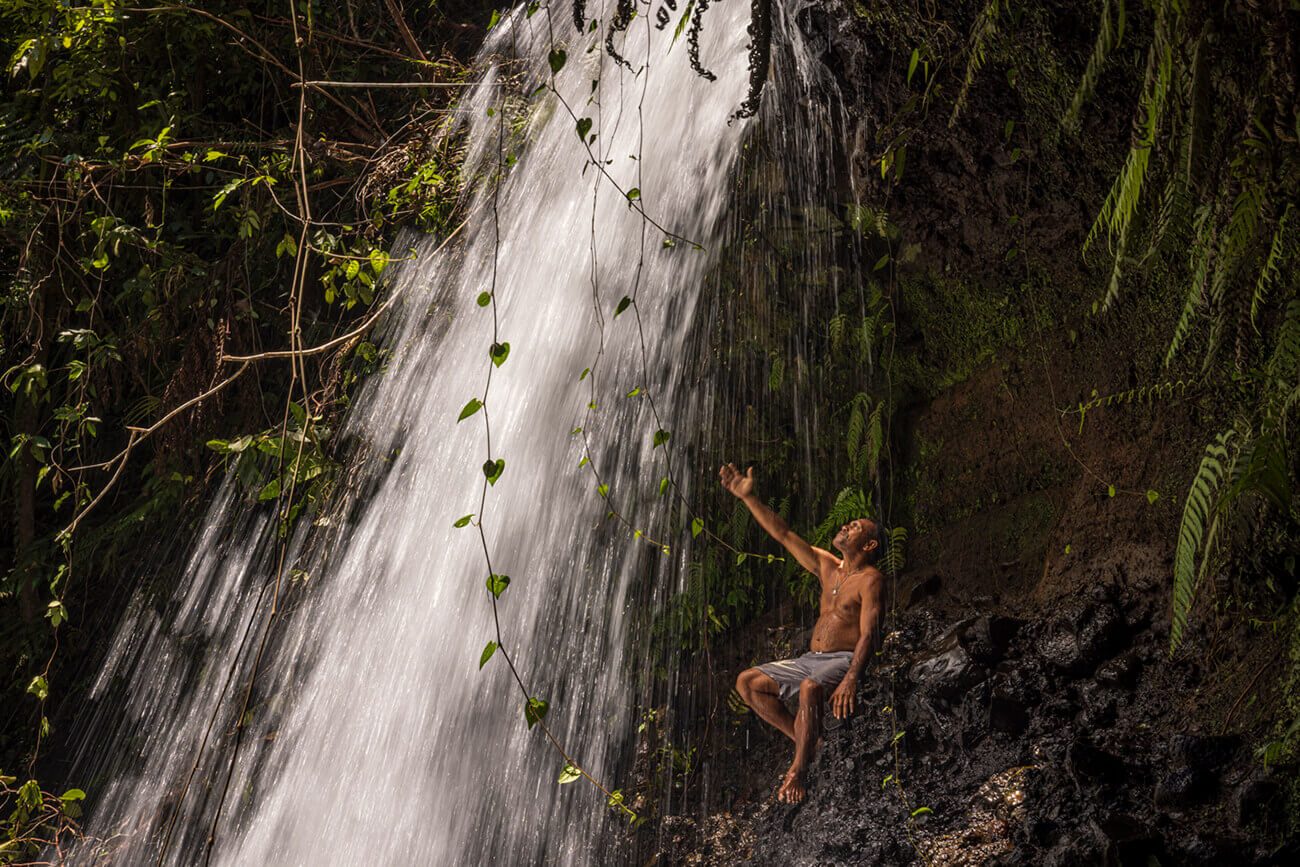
[
  {"x1": 0, "y1": 1, "x2": 492, "y2": 856},
  {"x1": 1, "y1": 0, "x2": 1297, "y2": 859}
]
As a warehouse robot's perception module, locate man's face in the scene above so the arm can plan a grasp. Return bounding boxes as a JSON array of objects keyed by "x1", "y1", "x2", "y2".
[{"x1": 833, "y1": 518, "x2": 876, "y2": 557}]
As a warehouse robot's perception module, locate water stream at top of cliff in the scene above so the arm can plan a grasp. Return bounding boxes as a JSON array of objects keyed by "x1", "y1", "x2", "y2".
[{"x1": 66, "y1": 1, "x2": 845, "y2": 863}]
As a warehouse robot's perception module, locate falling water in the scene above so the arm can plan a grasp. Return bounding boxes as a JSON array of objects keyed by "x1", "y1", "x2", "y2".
[{"x1": 63, "y1": 1, "x2": 798, "y2": 864}]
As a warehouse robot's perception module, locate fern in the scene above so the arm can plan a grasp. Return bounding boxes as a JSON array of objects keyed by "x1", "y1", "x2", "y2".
[
  {"x1": 949, "y1": 0, "x2": 1000, "y2": 128},
  {"x1": 767, "y1": 351, "x2": 784, "y2": 392},
  {"x1": 1165, "y1": 204, "x2": 1214, "y2": 366},
  {"x1": 1269, "y1": 298, "x2": 1300, "y2": 389},
  {"x1": 859, "y1": 401, "x2": 885, "y2": 484},
  {"x1": 811, "y1": 487, "x2": 870, "y2": 549},
  {"x1": 1086, "y1": 14, "x2": 1175, "y2": 312},
  {"x1": 1065, "y1": 0, "x2": 1126, "y2": 129},
  {"x1": 1251, "y1": 204, "x2": 1294, "y2": 329},
  {"x1": 1170, "y1": 430, "x2": 1236, "y2": 653},
  {"x1": 883, "y1": 526, "x2": 907, "y2": 577},
  {"x1": 829, "y1": 313, "x2": 848, "y2": 354}
]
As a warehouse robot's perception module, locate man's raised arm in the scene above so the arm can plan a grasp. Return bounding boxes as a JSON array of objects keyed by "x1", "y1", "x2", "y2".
[{"x1": 718, "y1": 463, "x2": 835, "y2": 578}]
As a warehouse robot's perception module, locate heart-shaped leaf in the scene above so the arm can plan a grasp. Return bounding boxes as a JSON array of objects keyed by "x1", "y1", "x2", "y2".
[
  {"x1": 576, "y1": 117, "x2": 592, "y2": 140},
  {"x1": 487, "y1": 573, "x2": 510, "y2": 597},
  {"x1": 483, "y1": 458, "x2": 504, "y2": 485},
  {"x1": 458, "y1": 399, "x2": 483, "y2": 422},
  {"x1": 548, "y1": 48, "x2": 567, "y2": 74},
  {"x1": 524, "y1": 697, "x2": 550, "y2": 728},
  {"x1": 490, "y1": 342, "x2": 511, "y2": 367}
]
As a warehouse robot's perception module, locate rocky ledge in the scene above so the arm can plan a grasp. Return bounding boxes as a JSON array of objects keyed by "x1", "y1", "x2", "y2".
[{"x1": 660, "y1": 586, "x2": 1293, "y2": 865}]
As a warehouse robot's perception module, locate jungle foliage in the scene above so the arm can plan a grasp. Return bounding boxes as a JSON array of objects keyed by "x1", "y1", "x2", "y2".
[
  {"x1": 0, "y1": 0, "x2": 493, "y2": 857},
  {"x1": 0, "y1": 0, "x2": 1298, "y2": 857}
]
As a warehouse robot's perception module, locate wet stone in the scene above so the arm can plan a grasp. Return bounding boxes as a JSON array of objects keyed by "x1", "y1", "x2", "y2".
[
  {"x1": 1154, "y1": 766, "x2": 1214, "y2": 808},
  {"x1": 1094, "y1": 651, "x2": 1141, "y2": 689},
  {"x1": 1040, "y1": 602, "x2": 1126, "y2": 676}
]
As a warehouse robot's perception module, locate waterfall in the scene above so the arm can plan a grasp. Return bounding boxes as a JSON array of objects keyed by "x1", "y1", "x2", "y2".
[{"x1": 64, "y1": 2, "x2": 794, "y2": 863}]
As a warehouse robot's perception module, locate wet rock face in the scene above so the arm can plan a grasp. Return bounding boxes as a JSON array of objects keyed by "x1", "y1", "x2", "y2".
[{"x1": 714, "y1": 593, "x2": 1284, "y2": 867}]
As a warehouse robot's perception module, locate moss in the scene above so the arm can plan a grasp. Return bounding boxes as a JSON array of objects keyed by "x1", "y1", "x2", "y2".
[{"x1": 894, "y1": 269, "x2": 1031, "y2": 399}]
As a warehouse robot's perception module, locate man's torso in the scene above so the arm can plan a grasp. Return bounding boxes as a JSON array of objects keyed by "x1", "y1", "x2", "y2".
[{"x1": 809, "y1": 567, "x2": 881, "y2": 652}]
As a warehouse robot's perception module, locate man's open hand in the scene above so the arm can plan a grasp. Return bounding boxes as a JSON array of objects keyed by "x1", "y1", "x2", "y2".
[
  {"x1": 718, "y1": 463, "x2": 755, "y2": 500},
  {"x1": 830, "y1": 676, "x2": 857, "y2": 719}
]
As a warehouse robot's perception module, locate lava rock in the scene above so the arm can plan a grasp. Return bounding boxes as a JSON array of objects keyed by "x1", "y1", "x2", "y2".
[
  {"x1": 1094, "y1": 651, "x2": 1141, "y2": 689},
  {"x1": 1234, "y1": 772, "x2": 1280, "y2": 828},
  {"x1": 1154, "y1": 766, "x2": 1214, "y2": 808},
  {"x1": 908, "y1": 627, "x2": 989, "y2": 710},
  {"x1": 961, "y1": 615, "x2": 1023, "y2": 666},
  {"x1": 1040, "y1": 602, "x2": 1126, "y2": 676},
  {"x1": 1067, "y1": 737, "x2": 1126, "y2": 784},
  {"x1": 1172, "y1": 733, "x2": 1240, "y2": 772}
]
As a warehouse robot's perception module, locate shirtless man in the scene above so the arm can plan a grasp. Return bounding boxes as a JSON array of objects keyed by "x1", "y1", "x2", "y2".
[{"x1": 720, "y1": 463, "x2": 884, "y2": 804}]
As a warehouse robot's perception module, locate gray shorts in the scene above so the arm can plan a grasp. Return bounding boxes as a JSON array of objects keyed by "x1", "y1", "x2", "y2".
[{"x1": 757, "y1": 650, "x2": 854, "y2": 701}]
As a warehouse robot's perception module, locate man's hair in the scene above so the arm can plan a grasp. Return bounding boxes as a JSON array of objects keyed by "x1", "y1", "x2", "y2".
[{"x1": 862, "y1": 518, "x2": 886, "y2": 563}]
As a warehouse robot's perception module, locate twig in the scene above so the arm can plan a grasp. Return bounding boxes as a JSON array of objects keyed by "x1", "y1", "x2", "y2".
[
  {"x1": 220, "y1": 220, "x2": 465, "y2": 364},
  {"x1": 57, "y1": 365, "x2": 250, "y2": 536}
]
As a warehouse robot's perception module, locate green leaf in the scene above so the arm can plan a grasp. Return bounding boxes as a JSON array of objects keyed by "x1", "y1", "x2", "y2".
[
  {"x1": 653, "y1": 429, "x2": 671, "y2": 447},
  {"x1": 579, "y1": 367, "x2": 591, "y2": 381},
  {"x1": 579, "y1": 456, "x2": 589, "y2": 467},
  {"x1": 490, "y1": 342, "x2": 511, "y2": 367},
  {"x1": 691, "y1": 518, "x2": 704, "y2": 538},
  {"x1": 614, "y1": 296, "x2": 631, "y2": 317},
  {"x1": 477, "y1": 291, "x2": 492, "y2": 307},
  {"x1": 659, "y1": 477, "x2": 669, "y2": 497},
  {"x1": 453, "y1": 514, "x2": 474, "y2": 528},
  {"x1": 257, "y1": 478, "x2": 281, "y2": 501},
  {"x1": 736, "y1": 553, "x2": 747, "y2": 565},
  {"x1": 1107, "y1": 484, "x2": 1116, "y2": 497},
  {"x1": 27, "y1": 675, "x2": 48, "y2": 702},
  {"x1": 524, "y1": 697, "x2": 550, "y2": 728},
  {"x1": 907, "y1": 48, "x2": 919, "y2": 85},
  {"x1": 548, "y1": 48, "x2": 567, "y2": 75},
  {"x1": 598, "y1": 483, "x2": 609, "y2": 498},
  {"x1": 480, "y1": 641, "x2": 498, "y2": 668},
  {"x1": 911, "y1": 806, "x2": 932, "y2": 817},
  {"x1": 487, "y1": 573, "x2": 510, "y2": 598},
  {"x1": 458, "y1": 399, "x2": 483, "y2": 422},
  {"x1": 576, "y1": 117, "x2": 593, "y2": 140},
  {"x1": 45, "y1": 599, "x2": 67, "y2": 628},
  {"x1": 483, "y1": 459, "x2": 505, "y2": 485},
  {"x1": 873, "y1": 253, "x2": 891, "y2": 271},
  {"x1": 60, "y1": 789, "x2": 85, "y2": 802},
  {"x1": 488, "y1": 9, "x2": 500, "y2": 28},
  {"x1": 558, "y1": 761, "x2": 582, "y2": 784},
  {"x1": 626, "y1": 188, "x2": 640, "y2": 201},
  {"x1": 1146, "y1": 489, "x2": 1160, "y2": 504}
]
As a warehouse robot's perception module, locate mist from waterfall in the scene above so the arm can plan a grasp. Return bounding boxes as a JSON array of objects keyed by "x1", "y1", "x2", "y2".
[{"x1": 64, "y1": 1, "x2": 844, "y2": 863}]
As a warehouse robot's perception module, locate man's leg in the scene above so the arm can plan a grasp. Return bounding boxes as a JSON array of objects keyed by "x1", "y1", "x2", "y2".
[
  {"x1": 736, "y1": 668, "x2": 795, "y2": 741},
  {"x1": 778, "y1": 677, "x2": 824, "y2": 804}
]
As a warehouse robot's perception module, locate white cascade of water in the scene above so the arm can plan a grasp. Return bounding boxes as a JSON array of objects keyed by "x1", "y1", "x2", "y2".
[{"x1": 65, "y1": 2, "x2": 786, "y2": 864}]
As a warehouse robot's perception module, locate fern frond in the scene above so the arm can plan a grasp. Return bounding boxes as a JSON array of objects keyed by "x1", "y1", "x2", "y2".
[
  {"x1": 1165, "y1": 204, "x2": 1214, "y2": 366},
  {"x1": 1065, "y1": 0, "x2": 1126, "y2": 129},
  {"x1": 1268, "y1": 297, "x2": 1300, "y2": 384},
  {"x1": 1251, "y1": 204, "x2": 1294, "y2": 329},
  {"x1": 949, "y1": 0, "x2": 1000, "y2": 128},
  {"x1": 1086, "y1": 12, "x2": 1174, "y2": 307},
  {"x1": 1170, "y1": 430, "x2": 1236, "y2": 653},
  {"x1": 861, "y1": 401, "x2": 885, "y2": 483},
  {"x1": 768, "y1": 352, "x2": 784, "y2": 392},
  {"x1": 811, "y1": 487, "x2": 870, "y2": 549},
  {"x1": 829, "y1": 313, "x2": 848, "y2": 353},
  {"x1": 846, "y1": 393, "x2": 868, "y2": 458},
  {"x1": 883, "y1": 526, "x2": 907, "y2": 577}
]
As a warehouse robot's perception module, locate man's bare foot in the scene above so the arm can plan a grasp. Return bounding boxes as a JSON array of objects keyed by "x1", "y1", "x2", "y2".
[{"x1": 777, "y1": 765, "x2": 807, "y2": 804}]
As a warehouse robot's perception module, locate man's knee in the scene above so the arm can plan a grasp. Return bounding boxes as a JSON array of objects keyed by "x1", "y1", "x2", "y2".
[{"x1": 799, "y1": 677, "x2": 824, "y2": 702}]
